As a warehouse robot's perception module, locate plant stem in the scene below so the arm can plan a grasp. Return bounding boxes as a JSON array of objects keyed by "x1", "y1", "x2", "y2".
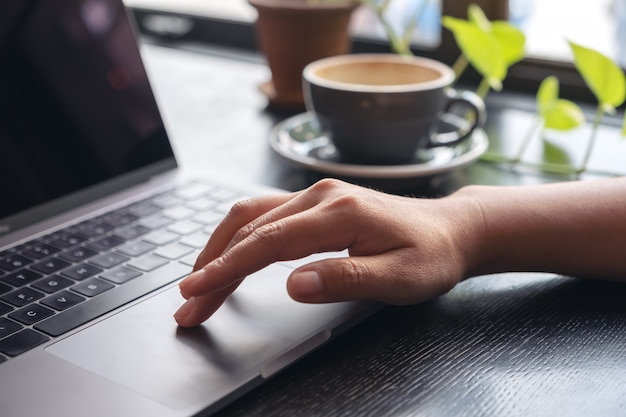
[
  {"x1": 579, "y1": 104, "x2": 604, "y2": 174},
  {"x1": 401, "y1": 0, "x2": 428, "y2": 49},
  {"x1": 511, "y1": 116, "x2": 543, "y2": 163},
  {"x1": 451, "y1": 55, "x2": 469, "y2": 81},
  {"x1": 476, "y1": 77, "x2": 491, "y2": 99},
  {"x1": 359, "y1": 0, "x2": 411, "y2": 55}
]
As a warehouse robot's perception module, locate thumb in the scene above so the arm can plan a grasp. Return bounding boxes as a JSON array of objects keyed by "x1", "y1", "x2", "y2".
[
  {"x1": 287, "y1": 253, "x2": 458, "y2": 305},
  {"x1": 286, "y1": 255, "x2": 410, "y2": 305}
]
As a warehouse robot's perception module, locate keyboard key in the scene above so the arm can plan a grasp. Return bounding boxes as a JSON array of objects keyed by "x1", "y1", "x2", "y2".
[
  {"x1": 102, "y1": 211, "x2": 138, "y2": 227},
  {"x1": 21, "y1": 244, "x2": 61, "y2": 260},
  {"x1": 0, "y1": 317, "x2": 23, "y2": 338},
  {"x1": 154, "y1": 243, "x2": 194, "y2": 260},
  {"x1": 61, "y1": 263, "x2": 103, "y2": 281},
  {"x1": 162, "y1": 206, "x2": 195, "y2": 220},
  {"x1": 0, "y1": 248, "x2": 19, "y2": 258},
  {"x1": 150, "y1": 193, "x2": 182, "y2": 209},
  {"x1": 72, "y1": 278, "x2": 114, "y2": 297},
  {"x1": 180, "y1": 252, "x2": 200, "y2": 267},
  {"x1": 167, "y1": 220, "x2": 204, "y2": 236},
  {"x1": 100, "y1": 266, "x2": 142, "y2": 284},
  {"x1": 116, "y1": 240, "x2": 155, "y2": 257},
  {"x1": 142, "y1": 230, "x2": 180, "y2": 246},
  {"x1": 31, "y1": 258, "x2": 71, "y2": 275},
  {"x1": 36, "y1": 262, "x2": 189, "y2": 337},
  {"x1": 9, "y1": 304, "x2": 55, "y2": 325},
  {"x1": 32, "y1": 275, "x2": 74, "y2": 294},
  {"x1": 127, "y1": 254, "x2": 169, "y2": 272},
  {"x1": 128, "y1": 201, "x2": 162, "y2": 216},
  {"x1": 42, "y1": 290, "x2": 85, "y2": 311},
  {"x1": 208, "y1": 188, "x2": 240, "y2": 202},
  {"x1": 192, "y1": 211, "x2": 224, "y2": 226},
  {"x1": 75, "y1": 221, "x2": 114, "y2": 237},
  {"x1": 184, "y1": 197, "x2": 215, "y2": 212},
  {"x1": 86, "y1": 236, "x2": 125, "y2": 251},
  {"x1": 1, "y1": 288, "x2": 45, "y2": 307},
  {"x1": 0, "y1": 329, "x2": 49, "y2": 357},
  {"x1": 179, "y1": 233, "x2": 210, "y2": 249},
  {"x1": 0, "y1": 282, "x2": 11, "y2": 295},
  {"x1": 1, "y1": 269, "x2": 43, "y2": 287},
  {"x1": 0, "y1": 301, "x2": 13, "y2": 315},
  {"x1": 114, "y1": 224, "x2": 150, "y2": 240},
  {"x1": 89, "y1": 252, "x2": 129, "y2": 269},
  {"x1": 48, "y1": 233, "x2": 88, "y2": 249},
  {"x1": 138, "y1": 215, "x2": 174, "y2": 230},
  {"x1": 58, "y1": 247, "x2": 98, "y2": 262},
  {"x1": 0, "y1": 255, "x2": 34, "y2": 272}
]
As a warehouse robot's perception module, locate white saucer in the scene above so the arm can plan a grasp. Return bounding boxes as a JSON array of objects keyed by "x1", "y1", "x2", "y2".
[{"x1": 269, "y1": 112, "x2": 488, "y2": 179}]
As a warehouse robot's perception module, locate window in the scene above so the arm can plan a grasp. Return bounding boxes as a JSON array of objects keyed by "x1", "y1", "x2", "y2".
[{"x1": 126, "y1": 0, "x2": 625, "y2": 100}]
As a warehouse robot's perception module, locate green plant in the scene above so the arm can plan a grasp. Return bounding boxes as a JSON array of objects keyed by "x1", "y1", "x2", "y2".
[
  {"x1": 356, "y1": 0, "x2": 428, "y2": 56},
  {"x1": 442, "y1": 4, "x2": 525, "y2": 98},
  {"x1": 503, "y1": 76, "x2": 585, "y2": 173},
  {"x1": 444, "y1": 4, "x2": 626, "y2": 176},
  {"x1": 312, "y1": 0, "x2": 428, "y2": 56},
  {"x1": 569, "y1": 41, "x2": 626, "y2": 173}
]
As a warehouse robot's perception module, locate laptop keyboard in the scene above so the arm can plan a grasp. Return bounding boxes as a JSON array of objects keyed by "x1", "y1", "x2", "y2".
[{"x1": 0, "y1": 181, "x2": 244, "y2": 363}]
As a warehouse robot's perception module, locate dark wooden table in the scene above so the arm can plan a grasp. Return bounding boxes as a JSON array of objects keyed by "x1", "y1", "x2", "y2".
[{"x1": 140, "y1": 39, "x2": 626, "y2": 417}]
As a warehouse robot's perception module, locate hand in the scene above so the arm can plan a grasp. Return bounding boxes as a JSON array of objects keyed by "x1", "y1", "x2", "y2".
[{"x1": 174, "y1": 179, "x2": 482, "y2": 327}]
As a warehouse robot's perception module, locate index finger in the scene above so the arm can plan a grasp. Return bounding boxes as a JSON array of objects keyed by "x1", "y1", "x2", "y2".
[{"x1": 192, "y1": 193, "x2": 294, "y2": 271}]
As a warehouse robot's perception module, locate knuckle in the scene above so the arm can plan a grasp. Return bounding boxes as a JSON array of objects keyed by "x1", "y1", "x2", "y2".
[
  {"x1": 231, "y1": 222, "x2": 257, "y2": 245},
  {"x1": 309, "y1": 179, "x2": 368, "y2": 217},
  {"x1": 326, "y1": 194, "x2": 366, "y2": 217},
  {"x1": 250, "y1": 220, "x2": 286, "y2": 248},
  {"x1": 311, "y1": 178, "x2": 344, "y2": 193},
  {"x1": 338, "y1": 258, "x2": 370, "y2": 293},
  {"x1": 227, "y1": 198, "x2": 257, "y2": 218}
]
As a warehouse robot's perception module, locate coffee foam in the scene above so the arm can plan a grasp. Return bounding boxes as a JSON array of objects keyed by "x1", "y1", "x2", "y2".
[
  {"x1": 304, "y1": 54, "x2": 455, "y2": 93},
  {"x1": 315, "y1": 61, "x2": 442, "y2": 86}
]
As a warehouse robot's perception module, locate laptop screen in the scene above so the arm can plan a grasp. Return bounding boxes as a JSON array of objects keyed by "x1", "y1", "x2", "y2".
[{"x1": 0, "y1": 0, "x2": 175, "y2": 232}]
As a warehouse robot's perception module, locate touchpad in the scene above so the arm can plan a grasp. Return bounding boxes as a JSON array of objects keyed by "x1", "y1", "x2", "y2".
[{"x1": 46, "y1": 264, "x2": 353, "y2": 410}]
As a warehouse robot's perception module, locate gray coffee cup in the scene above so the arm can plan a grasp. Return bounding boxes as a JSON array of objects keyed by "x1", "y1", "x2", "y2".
[{"x1": 303, "y1": 54, "x2": 486, "y2": 165}]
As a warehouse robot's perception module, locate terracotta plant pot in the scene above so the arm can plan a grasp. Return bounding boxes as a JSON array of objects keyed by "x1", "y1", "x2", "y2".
[{"x1": 248, "y1": 0, "x2": 359, "y2": 110}]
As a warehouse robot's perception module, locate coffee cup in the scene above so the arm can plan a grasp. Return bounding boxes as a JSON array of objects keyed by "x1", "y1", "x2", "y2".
[{"x1": 302, "y1": 54, "x2": 486, "y2": 165}]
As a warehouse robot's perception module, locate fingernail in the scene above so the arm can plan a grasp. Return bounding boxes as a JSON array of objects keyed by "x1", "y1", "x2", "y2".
[
  {"x1": 174, "y1": 297, "x2": 196, "y2": 323},
  {"x1": 290, "y1": 270, "x2": 323, "y2": 300},
  {"x1": 180, "y1": 268, "x2": 206, "y2": 293}
]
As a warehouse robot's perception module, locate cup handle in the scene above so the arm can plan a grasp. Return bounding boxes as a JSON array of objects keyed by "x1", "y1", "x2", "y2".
[{"x1": 428, "y1": 88, "x2": 486, "y2": 147}]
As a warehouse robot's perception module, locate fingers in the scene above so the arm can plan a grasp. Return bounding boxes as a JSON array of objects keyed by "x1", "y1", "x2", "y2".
[
  {"x1": 192, "y1": 193, "x2": 295, "y2": 271},
  {"x1": 174, "y1": 282, "x2": 240, "y2": 327},
  {"x1": 179, "y1": 205, "x2": 360, "y2": 298}
]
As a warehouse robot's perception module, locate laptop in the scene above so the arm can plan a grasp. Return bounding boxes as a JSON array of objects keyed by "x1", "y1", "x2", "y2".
[{"x1": 0, "y1": 1, "x2": 376, "y2": 416}]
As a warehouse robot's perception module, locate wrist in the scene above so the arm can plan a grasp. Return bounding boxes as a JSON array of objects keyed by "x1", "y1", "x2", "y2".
[{"x1": 442, "y1": 185, "x2": 493, "y2": 280}]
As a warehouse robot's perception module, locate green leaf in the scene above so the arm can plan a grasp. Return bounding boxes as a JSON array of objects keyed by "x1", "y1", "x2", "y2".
[
  {"x1": 537, "y1": 76, "x2": 559, "y2": 113},
  {"x1": 543, "y1": 99, "x2": 585, "y2": 131},
  {"x1": 542, "y1": 140, "x2": 573, "y2": 166},
  {"x1": 491, "y1": 22, "x2": 526, "y2": 66},
  {"x1": 442, "y1": 16, "x2": 507, "y2": 87},
  {"x1": 568, "y1": 40, "x2": 626, "y2": 109},
  {"x1": 467, "y1": 4, "x2": 491, "y2": 32},
  {"x1": 536, "y1": 76, "x2": 584, "y2": 131}
]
